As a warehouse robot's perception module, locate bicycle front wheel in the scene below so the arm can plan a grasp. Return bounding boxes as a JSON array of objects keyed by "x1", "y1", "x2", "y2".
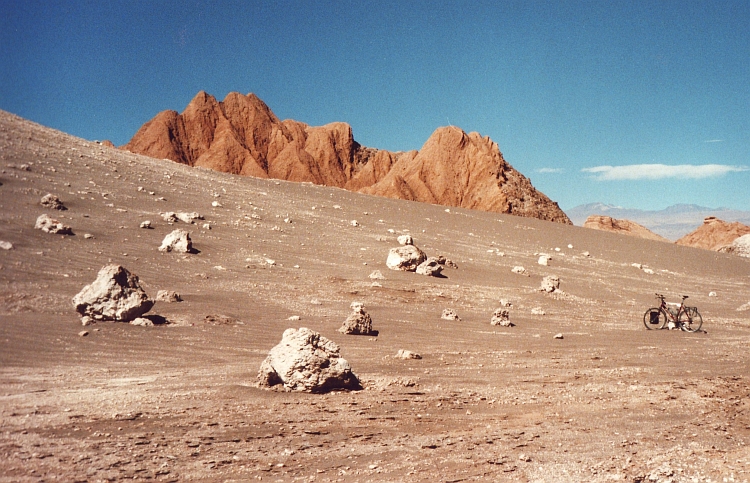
[
  {"x1": 678, "y1": 308, "x2": 703, "y2": 332},
  {"x1": 643, "y1": 308, "x2": 667, "y2": 330}
]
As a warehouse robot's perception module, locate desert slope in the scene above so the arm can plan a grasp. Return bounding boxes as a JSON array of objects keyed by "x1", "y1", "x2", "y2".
[
  {"x1": 124, "y1": 91, "x2": 571, "y2": 224},
  {"x1": 1, "y1": 110, "x2": 750, "y2": 481}
]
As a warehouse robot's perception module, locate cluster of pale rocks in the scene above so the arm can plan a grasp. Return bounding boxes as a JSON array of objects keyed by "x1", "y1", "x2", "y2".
[
  {"x1": 72, "y1": 264, "x2": 182, "y2": 328},
  {"x1": 56, "y1": 191, "x2": 569, "y2": 393},
  {"x1": 385, "y1": 235, "x2": 457, "y2": 276}
]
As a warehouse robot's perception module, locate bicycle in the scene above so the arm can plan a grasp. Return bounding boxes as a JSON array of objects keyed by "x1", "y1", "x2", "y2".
[{"x1": 643, "y1": 293, "x2": 703, "y2": 332}]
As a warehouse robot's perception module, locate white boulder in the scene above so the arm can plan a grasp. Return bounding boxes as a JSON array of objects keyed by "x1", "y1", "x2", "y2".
[
  {"x1": 159, "y1": 229, "x2": 192, "y2": 253},
  {"x1": 257, "y1": 328, "x2": 361, "y2": 393},
  {"x1": 72, "y1": 265, "x2": 153, "y2": 322},
  {"x1": 386, "y1": 245, "x2": 427, "y2": 271},
  {"x1": 416, "y1": 257, "x2": 443, "y2": 277},
  {"x1": 35, "y1": 214, "x2": 73, "y2": 235}
]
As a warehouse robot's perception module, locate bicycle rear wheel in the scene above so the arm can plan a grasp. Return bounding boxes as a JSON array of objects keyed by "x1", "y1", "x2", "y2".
[
  {"x1": 643, "y1": 308, "x2": 667, "y2": 330},
  {"x1": 678, "y1": 308, "x2": 703, "y2": 332}
]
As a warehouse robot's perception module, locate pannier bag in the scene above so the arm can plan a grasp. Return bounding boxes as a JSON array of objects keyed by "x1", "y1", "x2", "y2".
[{"x1": 649, "y1": 311, "x2": 661, "y2": 325}]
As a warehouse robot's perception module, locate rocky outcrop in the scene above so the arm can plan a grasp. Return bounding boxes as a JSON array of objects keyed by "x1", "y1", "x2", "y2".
[
  {"x1": 415, "y1": 257, "x2": 443, "y2": 277},
  {"x1": 339, "y1": 302, "x2": 377, "y2": 336},
  {"x1": 124, "y1": 91, "x2": 571, "y2": 224},
  {"x1": 491, "y1": 308, "x2": 512, "y2": 327},
  {"x1": 72, "y1": 265, "x2": 154, "y2": 322},
  {"x1": 583, "y1": 215, "x2": 670, "y2": 242},
  {"x1": 41, "y1": 194, "x2": 66, "y2": 210},
  {"x1": 35, "y1": 214, "x2": 73, "y2": 235},
  {"x1": 386, "y1": 245, "x2": 427, "y2": 271},
  {"x1": 676, "y1": 217, "x2": 750, "y2": 251},
  {"x1": 159, "y1": 229, "x2": 192, "y2": 253},
  {"x1": 718, "y1": 234, "x2": 750, "y2": 257},
  {"x1": 257, "y1": 328, "x2": 361, "y2": 393}
]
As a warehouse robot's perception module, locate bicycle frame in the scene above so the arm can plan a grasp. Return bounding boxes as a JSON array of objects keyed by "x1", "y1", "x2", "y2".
[{"x1": 643, "y1": 293, "x2": 703, "y2": 332}]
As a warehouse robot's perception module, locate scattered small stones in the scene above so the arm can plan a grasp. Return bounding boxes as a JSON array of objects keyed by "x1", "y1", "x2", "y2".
[
  {"x1": 511, "y1": 266, "x2": 528, "y2": 276},
  {"x1": 553, "y1": 333, "x2": 564, "y2": 339},
  {"x1": 531, "y1": 307, "x2": 546, "y2": 316},
  {"x1": 80, "y1": 316, "x2": 94, "y2": 326},
  {"x1": 159, "y1": 229, "x2": 192, "y2": 253},
  {"x1": 498, "y1": 299, "x2": 512, "y2": 308},
  {"x1": 41, "y1": 193, "x2": 67, "y2": 210},
  {"x1": 211, "y1": 201, "x2": 222, "y2": 207},
  {"x1": 416, "y1": 257, "x2": 443, "y2": 277},
  {"x1": 537, "y1": 254, "x2": 551, "y2": 266},
  {"x1": 395, "y1": 349, "x2": 422, "y2": 360},
  {"x1": 155, "y1": 290, "x2": 182, "y2": 303},
  {"x1": 339, "y1": 302, "x2": 377, "y2": 335},
  {"x1": 490, "y1": 308, "x2": 512, "y2": 327},
  {"x1": 78, "y1": 330, "x2": 89, "y2": 337},
  {"x1": 708, "y1": 291, "x2": 717, "y2": 297},
  {"x1": 386, "y1": 245, "x2": 427, "y2": 272},
  {"x1": 35, "y1": 214, "x2": 73, "y2": 235},
  {"x1": 288, "y1": 315, "x2": 301, "y2": 321},
  {"x1": 397, "y1": 234, "x2": 414, "y2": 245},
  {"x1": 540, "y1": 275, "x2": 560, "y2": 293},
  {"x1": 582, "y1": 251, "x2": 590, "y2": 257},
  {"x1": 202, "y1": 223, "x2": 211, "y2": 230},
  {"x1": 369, "y1": 270, "x2": 385, "y2": 280},
  {"x1": 257, "y1": 327, "x2": 361, "y2": 393},
  {"x1": 140, "y1": 220, "x2": 152, "y2": 229},
  {"x1": 441, "y1": 308, "x2": 461, "y2": 321},
  {"x1": 350, "y1": 220, "x2": 359, "y2": 227},
  {"x1": 736, "y1": 302, "x2": 750, "y2": 311},
  {"x1": 72, "y1": 264, "x2": 154, "y2": 322},
  {"x1": 0, "y1": 241, "x2": 13, "y2": 250},
  {"x1": 83, "y1": 233, "x2": 94, "y2": 239}
]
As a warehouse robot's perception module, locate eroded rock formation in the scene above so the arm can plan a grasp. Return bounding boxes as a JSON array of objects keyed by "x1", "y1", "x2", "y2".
[
  {"x1": 676, "y1": 217, "x2": 750, "y2": 251},
  {"x1": 583, "y1": 215, "x2": 669, "y2": 242},
  {"x1": 124, "y1": 91, "x2": 571, "y2": 224}
]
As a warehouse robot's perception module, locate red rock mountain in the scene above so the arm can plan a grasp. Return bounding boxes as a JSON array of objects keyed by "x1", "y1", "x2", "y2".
[
  {"x1": 582, "y1": 215, "x2": 670, "y2": 242},
  {"x1": 675, "y1": 217, "x2": 750, "y2": 251},
  {"x1": 124, "y1": 91, "x2": 571, "y2": 224}
]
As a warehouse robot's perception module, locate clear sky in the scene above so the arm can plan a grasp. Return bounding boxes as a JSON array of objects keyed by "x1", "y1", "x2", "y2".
[{"x1": 1, "y1": 1, "x2": 748, "y2": 211}]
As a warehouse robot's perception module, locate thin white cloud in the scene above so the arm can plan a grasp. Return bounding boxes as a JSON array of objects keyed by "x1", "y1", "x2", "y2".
[
  {"x1": 536, "y1": 167, "x2": 564, "y2": 174},
  {"x1": 582, "y1": 164, "x2": 749, "y2": 181},
  {"x1": 704, "y1": 139, "x2": 724, "y2": 143}
]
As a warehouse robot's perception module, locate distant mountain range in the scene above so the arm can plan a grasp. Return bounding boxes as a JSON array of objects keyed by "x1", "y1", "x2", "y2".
[{"x1": 566, "y1": 203, "x2": 750, "y2": 241}]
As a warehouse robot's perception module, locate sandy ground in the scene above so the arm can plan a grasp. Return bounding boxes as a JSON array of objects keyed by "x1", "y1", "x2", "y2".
[{"x1": 1, "y1": 110, "x2": 749, "y2": 482}]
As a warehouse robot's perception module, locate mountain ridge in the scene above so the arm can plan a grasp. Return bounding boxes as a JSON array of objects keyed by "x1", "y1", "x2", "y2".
[
  {"x1": 567, "y1": 203, "x2": 750, "y2": 240},
  {"x1": 123, "y1": 91, "x2": 571, "y2": 224}
]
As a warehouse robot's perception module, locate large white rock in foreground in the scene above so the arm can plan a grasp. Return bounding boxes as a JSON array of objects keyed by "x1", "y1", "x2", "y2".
[
  {"x1": 257, "y1": 328, "x2": 361, "y2": 393},
  {"x1": 72, "y1": 265, "x2": 154, "y2": 321}
]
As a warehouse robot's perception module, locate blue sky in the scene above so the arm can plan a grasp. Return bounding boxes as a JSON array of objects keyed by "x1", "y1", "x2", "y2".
[{"x1": 1, "y1": 1, "x2": 749, "y2": 211}]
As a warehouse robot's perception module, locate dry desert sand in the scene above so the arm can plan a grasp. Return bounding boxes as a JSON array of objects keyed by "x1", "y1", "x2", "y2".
[{"x1": 1, "y1": 110, "x2": 749, "y2": 482}]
